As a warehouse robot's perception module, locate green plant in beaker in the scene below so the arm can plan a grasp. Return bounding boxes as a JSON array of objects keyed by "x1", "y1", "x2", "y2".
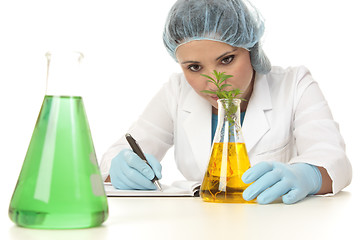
[{"x1": 200, "y1": 71, "x2": 255, "y2": 203}]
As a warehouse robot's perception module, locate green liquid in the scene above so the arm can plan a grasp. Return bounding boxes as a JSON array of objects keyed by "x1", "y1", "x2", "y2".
[{"x1": 9, "y1": 96, "x2": 108, "y2": 229}]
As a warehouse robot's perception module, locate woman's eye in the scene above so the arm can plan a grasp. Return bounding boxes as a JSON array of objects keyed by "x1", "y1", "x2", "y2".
[
  {"x1": 221, "y1": 55, "x2": 234, "y2": 65},
  {"x1": 188, "y1": 64, "x2": 202, "y2": 72}
]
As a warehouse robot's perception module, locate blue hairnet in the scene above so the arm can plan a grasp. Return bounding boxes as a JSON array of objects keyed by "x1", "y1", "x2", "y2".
[{"x1": 163, "y1": 0, "x2": 271, "y2": 74}]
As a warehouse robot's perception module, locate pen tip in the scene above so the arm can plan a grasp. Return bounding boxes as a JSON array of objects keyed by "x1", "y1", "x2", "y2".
[{"x1": 154, "y1": 181, "x2": 162, "y2": 191}]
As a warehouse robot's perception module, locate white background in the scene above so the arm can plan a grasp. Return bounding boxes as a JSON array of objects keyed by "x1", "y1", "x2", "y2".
[{"x1": 0, "y1": 0, "x2": 359, "y2": 235}]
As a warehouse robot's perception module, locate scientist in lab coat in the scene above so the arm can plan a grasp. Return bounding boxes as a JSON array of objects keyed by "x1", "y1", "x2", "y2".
[{"x1": 100, "y1": 0, "x2": 352, "y2": 204}]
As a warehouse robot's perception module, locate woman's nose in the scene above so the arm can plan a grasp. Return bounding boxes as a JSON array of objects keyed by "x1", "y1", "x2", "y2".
[{"x1": 206, "y1": 83, "x2": 218, "y2": 92}]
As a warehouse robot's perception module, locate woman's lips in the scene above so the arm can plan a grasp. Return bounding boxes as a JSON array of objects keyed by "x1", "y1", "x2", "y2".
[{"x1": 210, "y1": 96, "x2": 219, "y2": 101}]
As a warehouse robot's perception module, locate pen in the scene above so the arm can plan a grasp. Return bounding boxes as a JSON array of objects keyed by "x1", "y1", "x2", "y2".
[{"x1": 125, "y1": 133, "x2": 162, "y2": 191}]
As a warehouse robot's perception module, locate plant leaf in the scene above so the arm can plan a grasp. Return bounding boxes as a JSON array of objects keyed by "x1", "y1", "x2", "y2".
[
  {"x1": 201, "y1": 90, "x2": 217, "y2": 95},
  {"x1": 219, "y1": 84, "x2": 231, "y2": 90},
  {"x1": 202, "y1": 70, "x2": 244, "y2": 101},
  {"x1": 201, "y1": 74, "x2": 215, "y2": 82},
  {"x1": 218, "y1": 74, "x2": 233, "y2": 85}
]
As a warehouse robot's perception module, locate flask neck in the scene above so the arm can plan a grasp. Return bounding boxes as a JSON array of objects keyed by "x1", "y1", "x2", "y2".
[
  {"x1": 217, "y1": 99, "x2": 241, "y2": 124},
  {"x1": 215, "y1": 99, "x2": 244, "y2": 143},
  {"x1": 45, "y1": 51, "x2": 84, "y2": 97}
]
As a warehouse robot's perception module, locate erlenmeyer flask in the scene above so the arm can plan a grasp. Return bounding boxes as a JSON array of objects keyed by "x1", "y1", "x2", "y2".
[
  {"x1": 200, "y1": 99, "x2": 255, "y2": 203},
  {"x1": 8, "y1": 51, "x2": 109, "y2": 229}
]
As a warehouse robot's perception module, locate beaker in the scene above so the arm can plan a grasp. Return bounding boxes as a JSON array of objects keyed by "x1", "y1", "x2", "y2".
[
  {"x1": 200, "y1": 99, "x2": 255, "y2": 203},
  {"x1": 8, "y1": 51, "x2": 109, "y2": 229}
]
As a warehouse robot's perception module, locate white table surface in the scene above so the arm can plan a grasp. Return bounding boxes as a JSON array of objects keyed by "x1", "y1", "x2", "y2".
[{"x1": 3, "y1": 189, "x2": 359, "y2": 240}]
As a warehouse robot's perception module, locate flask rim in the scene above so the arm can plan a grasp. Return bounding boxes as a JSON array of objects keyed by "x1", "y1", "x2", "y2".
[{"x1": 216, "y1": 98, "x2": 241, "y2": 104}]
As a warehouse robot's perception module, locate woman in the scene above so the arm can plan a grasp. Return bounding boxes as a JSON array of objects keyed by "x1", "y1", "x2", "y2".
[{"x1": 100, "y1": 0, "x2": 351, "y2": 204}]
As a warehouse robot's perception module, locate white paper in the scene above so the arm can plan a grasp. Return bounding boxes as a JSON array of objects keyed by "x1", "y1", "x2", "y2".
[{"x1": 104, "y1": 181, "x2": 201, "y2": 197}]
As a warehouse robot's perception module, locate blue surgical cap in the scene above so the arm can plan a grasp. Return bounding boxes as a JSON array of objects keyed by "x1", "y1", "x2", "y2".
[{"x1": 163, "y1": 0, "x2": 271, "y2": 74}]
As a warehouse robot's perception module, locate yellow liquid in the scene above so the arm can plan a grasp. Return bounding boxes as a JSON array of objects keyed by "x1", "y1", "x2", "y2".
[{"x1": 200, "y1": 142, "x2": 255, "y2": 203}]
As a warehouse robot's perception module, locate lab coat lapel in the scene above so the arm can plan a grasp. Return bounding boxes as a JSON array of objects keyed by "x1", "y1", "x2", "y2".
[
  {"x1": 242, "y1": 73, "x2": 272, "y2": 153},
  {"x1": 182, "y1": 90, "x2": 212, "y2": 173}
]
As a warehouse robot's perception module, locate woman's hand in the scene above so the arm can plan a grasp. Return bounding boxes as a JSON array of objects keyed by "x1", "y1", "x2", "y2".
[
  {"x1": 109, "y1": 149, "x2": 162, "y2": 190},
  {"x1": 242, "y1": 162, "x2": 322, "y2": 204}
]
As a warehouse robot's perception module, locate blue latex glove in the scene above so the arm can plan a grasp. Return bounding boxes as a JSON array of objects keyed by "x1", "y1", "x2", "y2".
[
  {"x1": 242, "y1": 162, "x2": 322, "y2": 204},
  {"x1": 109, "y1": 149, "x2": 162, "y2": 190}
]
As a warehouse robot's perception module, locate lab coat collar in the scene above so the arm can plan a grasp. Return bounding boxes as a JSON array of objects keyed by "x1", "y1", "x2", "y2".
[
  {"x1": 182, "y1": 83, "x2": 212, "y2": 173},
  {"x1": 242, "y1": 73, "x2": 272, "y2": 152}
]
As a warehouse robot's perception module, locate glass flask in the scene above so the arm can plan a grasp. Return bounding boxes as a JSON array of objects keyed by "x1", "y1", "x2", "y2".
[
  {"x1": 8, "y1": 51, "x2": 109, "y2": 229},
  {"x1": 200, "y1": 99, "x2": 255, "y2": 203}
]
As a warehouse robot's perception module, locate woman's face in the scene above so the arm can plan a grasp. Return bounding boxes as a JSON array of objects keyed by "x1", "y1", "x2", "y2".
[{"x1": 176, "y1": 40, "x2": 254, "y2": 111}]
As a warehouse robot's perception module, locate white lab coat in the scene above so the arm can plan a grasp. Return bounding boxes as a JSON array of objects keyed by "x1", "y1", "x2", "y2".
[{"x1": 100, "y1": 66, "x2": 352, "y2": 194}]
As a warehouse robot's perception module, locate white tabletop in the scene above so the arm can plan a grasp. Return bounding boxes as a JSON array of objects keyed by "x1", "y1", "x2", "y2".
[{"x1": 4, "y1": 189, "x2": 359, "y2": 240}]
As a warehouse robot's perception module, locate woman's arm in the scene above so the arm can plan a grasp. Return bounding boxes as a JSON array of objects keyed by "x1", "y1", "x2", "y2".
[
  {"x1": 291, "y1": 67, "x2": 351, "y2": 195},
  {"x1": 316, "y1": 167, "x2": 332, "y2": 195},
  {"x1": 100, "y1": 74, "x2": 182, "y2": 181},
  {"x1": 105, "y1": 176, "x2": 110, "y2": 182}
]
